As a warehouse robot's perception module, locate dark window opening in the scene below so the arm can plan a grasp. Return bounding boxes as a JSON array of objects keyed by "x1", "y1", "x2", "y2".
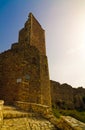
[
  {"x1": 25, "y1": 37, "x2": 28, "y2": 41},
  {"x1": 32, "y1": 57, "x2": 37, "y2": 65}
]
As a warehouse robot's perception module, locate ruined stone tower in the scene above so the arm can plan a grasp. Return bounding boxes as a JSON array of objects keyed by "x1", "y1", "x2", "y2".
[{"x1": 0, "y1": 13, "x2": 51, "y2": 106}]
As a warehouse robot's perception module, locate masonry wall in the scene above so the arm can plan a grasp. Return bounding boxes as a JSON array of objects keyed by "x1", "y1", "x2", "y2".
[
  {"x1": 18, "y1": 13, "x2": 46, "y2": 55},
  {"x1": 30, "y1": 14, "x2": 46, "y2": 55},
  {"x1": 0, "y1": 45, "x2": 39, "y2": 104},
  {"x1": 40, "y1": 55, "x2": 51, "y2": 106}
]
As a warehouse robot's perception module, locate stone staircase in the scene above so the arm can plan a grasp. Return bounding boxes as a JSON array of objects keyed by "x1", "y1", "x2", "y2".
[
  {"x1": 1, "y1": 105, "x2": 85, "y2": 130},
  {"x1": 1, "y1": 105, "x2": 57, "y2": 130},
  {"x1": 3, "y1": 105, "x2": 31, "y2": 119}
]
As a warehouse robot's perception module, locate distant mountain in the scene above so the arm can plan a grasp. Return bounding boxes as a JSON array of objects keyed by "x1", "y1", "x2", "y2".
[{"x1": 50, "y1": 80, "x2": 85, "y2": 110}]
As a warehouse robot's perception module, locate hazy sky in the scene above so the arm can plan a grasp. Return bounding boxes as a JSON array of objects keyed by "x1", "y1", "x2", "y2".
[{"x1": 0, "y1": 0, "x2": 85, "y2": 88}]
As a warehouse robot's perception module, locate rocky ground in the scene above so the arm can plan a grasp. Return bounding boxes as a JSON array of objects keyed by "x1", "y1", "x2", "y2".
[{"x1": 1, "y1": 106, "x2": 57, "y2": 130}]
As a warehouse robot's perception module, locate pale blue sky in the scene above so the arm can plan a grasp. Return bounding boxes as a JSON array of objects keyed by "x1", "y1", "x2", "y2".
[{"x1": 0, "y1": 0, "x2": 85, "y2": 88}]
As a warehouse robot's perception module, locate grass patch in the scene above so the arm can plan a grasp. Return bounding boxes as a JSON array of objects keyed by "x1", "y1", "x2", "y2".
[
  {"x1": 52, "y1": 108, "x2": 85, "y2": 123},
  {"x1": 52, "y1": 108, "x2": 61, "y2": 118}
]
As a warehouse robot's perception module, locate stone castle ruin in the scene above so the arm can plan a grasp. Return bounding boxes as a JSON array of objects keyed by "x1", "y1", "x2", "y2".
[
  {"x1": 0, "y1": 13, "x2": 51, "y2": 106},
  {"x1": 0, "y1": 13, "x2": 85, "y2": 130}
]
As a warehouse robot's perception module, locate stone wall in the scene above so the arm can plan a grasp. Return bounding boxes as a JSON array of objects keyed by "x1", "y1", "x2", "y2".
[
  {"x1": 18, "y1": 13, "x2": 46, "y2": 55},
  {"x1": 0, "y1": 100, "x2": 4, "y2": 129},
  {"x1": 40, "y1": 55, "x2": 51, "y2": 106},
  {"x1": 30, "y1": 13, "x2": 46, "y2": 55},
  {"x1": 0, "y1": 13, "x2": 51, "y2": 106},
  {"x1": 14, "y1": 101, "x2": 51, "y2": 116},
  {"x1": 0, "y1": 43, "x2": 51, "y2": 106}
]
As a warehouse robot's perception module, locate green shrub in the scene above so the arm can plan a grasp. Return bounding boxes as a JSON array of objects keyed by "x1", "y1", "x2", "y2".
[
  {"x1": 52, "y1": 108, "x2": 85, "y2": 123},
  {"x1": 52, "y1": 108, "x2": 61, "y2": 118}
]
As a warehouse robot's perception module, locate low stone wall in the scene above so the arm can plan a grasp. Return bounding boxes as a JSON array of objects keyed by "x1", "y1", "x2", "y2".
[
  {"x1": 14, "y1": 101, "x2": 52, "y2": 116},
  {"x1": 14, "y1": 101, "x2": 85, "y2": 130},
  {"x1": 0, "y1": 100, "x2": 4, "y2": 128},
  {"x1": 57, "y1": 116, "x2": 85, "y2": 130}
]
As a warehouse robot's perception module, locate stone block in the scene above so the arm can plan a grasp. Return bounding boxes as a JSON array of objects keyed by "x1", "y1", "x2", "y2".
[{"x1": 0, "y1": 100, "x2": 4, "y2": 128}]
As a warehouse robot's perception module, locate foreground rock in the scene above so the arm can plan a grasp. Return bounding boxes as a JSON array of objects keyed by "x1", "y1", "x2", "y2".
[{"x1": 1, "y1": 105, "x2": 57, "y2": 130}]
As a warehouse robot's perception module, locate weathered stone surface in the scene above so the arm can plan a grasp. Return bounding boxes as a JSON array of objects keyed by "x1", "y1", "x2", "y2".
[
  {"x1": 1, "y1": 105, "x2": 57, "y2": 130},
  {"x1": 57, "y1": 116, "x2": 85, "y2": 130},
  {"x1": 0, "y1": 13, "x2": 51, "y2": 107},
  {"x1": 1, "y1": 117, "x2": 57, "y2": 130},
  {"x1": 1, "y1": 105, "x2": 85, "y2": 130},
  {"x1": 14, "y1": 101, "x2": 52, "y2": 116},
  {"x1": 0, "y1": 100, "x2": 4, "y2": 128}
]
